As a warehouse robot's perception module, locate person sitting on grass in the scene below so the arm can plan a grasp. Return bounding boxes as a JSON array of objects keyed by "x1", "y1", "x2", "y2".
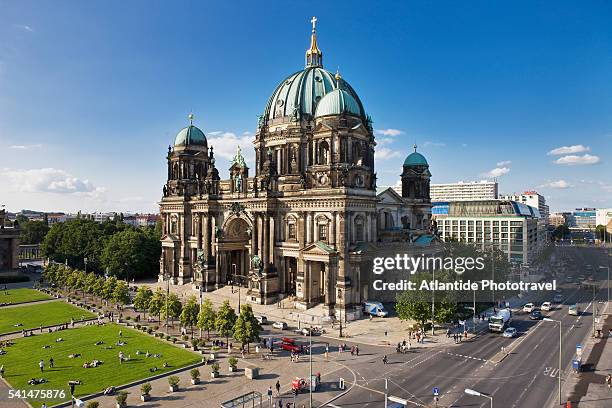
[
  {"x1": 103, "y1": 386, "x2": 115, "y2": 395},
  {"x1": 94, "y1": 341, "x2": 103, "y2": 345},
  {"x1": 149, "y1": 366, "x2": 158, "y2": 373},
  {"x1": 55, "y1": 338, "x2": 63, "y2": 342},
  {"x1": 68, "y1": 353, "x2": 81, "y2": 358}
]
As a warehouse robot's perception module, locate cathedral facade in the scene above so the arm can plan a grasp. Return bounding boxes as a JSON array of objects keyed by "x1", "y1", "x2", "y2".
[{"x1": 158, "y1": 19, "x2": 433, "y2": 319}]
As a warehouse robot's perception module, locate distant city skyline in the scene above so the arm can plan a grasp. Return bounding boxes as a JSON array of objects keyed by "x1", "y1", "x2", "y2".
[{"x1": 1, "y1": 0, "x2": 610, "y2": 213}]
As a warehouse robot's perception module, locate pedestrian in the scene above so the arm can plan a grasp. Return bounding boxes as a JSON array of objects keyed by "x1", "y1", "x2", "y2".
[
  {"x1": 41, "y1": 403, "x2": 47, "y2": 408},
  {"x1": 464, "y1": 329, "x2": 468, "y2": 339},
  {"x1": 606, "y1": 374, "x2": 612, "y2": 389},
  {"x1": 0, "y1": 365, "x2": 4, "y2": 378},
  {"x1": 276, "y1": 380, "x2": 281, "y2": 395},
  {"x1": 382, "y1": 355, "x2": 388, "y2": 365},
  {"x1": 453, "y1": 333, "x2": 457, "y2": 343},
  {"x1": 355, "y1": 345, "x2": 359, "y2": 356},
  {"x1": 39, "y1": 359, "x2": 44, "y2": 373},
  {"x1": 384, "y1": 330, "x2": 388, "y2": 337},
  {"x1": 446, "y1": 328, "x2": 450, "y2": 338},
  {"x1": 49, "y1": 358, "x2": 54, "y2": 368},
  {"x1": 458, "y1": 333, "x2": 462, "y2": 342},
  {"x1": 119, "y1": 329, "x2": 122, "y2": 337}
]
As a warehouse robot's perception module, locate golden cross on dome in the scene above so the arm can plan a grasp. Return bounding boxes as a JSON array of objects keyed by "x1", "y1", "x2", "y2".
[{"x1": 311, "y1": 16, "x2": 317, "y2": 32}]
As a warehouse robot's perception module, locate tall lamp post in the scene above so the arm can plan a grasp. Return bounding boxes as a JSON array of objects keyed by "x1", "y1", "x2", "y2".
[
  {"x1": 464, "y1": 388, "x2": 493, "y2": 408},
  {"x1": 164, "y1": 265, "x2": 170, "y2": 334},
  {"x1": 431, "y1": 268, "x2": 435, "y2": 336},
  {"x1": 309, "y1": 324, "x2": 313, "y2": 408},
  {"x1": 543, "y1": 318, "x2": 562, "y2": 405},
  {"x1": 84, "y1": 257, "x2": 88, "y2": 274}
]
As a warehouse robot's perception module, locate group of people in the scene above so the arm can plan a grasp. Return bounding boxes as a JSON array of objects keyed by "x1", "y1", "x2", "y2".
[
  {"x1": 396, "y1": 339, "x2": 411, "y2": 353},
  {"x1": 446, "y1": 328, "x2": 469, "y2": 343}
]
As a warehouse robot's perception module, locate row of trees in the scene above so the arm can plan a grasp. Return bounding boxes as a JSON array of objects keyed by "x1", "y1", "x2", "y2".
[
  {"x1": 133, "y1": 287, "x2": 262, "y2": 351},
  {"x1": 41, "y1": 218, "x2": 161, "y2": 279},
  {"x1": 395, "y1": 242, "x2": 514, "y2": 327},
  {"x1": 43, "y1": 263, "x2": 130, "y2": 305},
  {"x1": 14, "y1": 214, "x2": 50, "y2": 245}
]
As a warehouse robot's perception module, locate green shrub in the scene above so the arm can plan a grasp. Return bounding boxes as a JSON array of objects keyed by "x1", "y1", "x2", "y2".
[
  {"x1": 211, "y1": 362, "x2": 220, "y2": 374},
  {"x1": 228, "y1": 356, "x2": 238, "y2": 368},
  {"x1": 85, "y1": 402, "x2": 99, "y2": 408},
  {"x1": 168, "y1": 376, "x2": 180, "y2": 387},
  {"x1": 115, "y1": 391, "x2": 128, "y2": 405},
  {"x1": 140, "y1": 382, "x2": 152, "y2": 395},
  {"x1": 190, "y1": 368, "x2": 200, "y2": 380}
]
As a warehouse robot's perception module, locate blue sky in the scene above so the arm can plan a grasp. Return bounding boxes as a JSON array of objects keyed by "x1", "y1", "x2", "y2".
[{"x1": 1, "y1": 0, "x2": 610, "y2": 213}]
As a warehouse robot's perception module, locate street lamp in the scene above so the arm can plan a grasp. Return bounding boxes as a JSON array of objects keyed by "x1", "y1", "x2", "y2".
[
  {"x1": 599, "y1": 266, "x2": 609, "y2": 305},
  {"x1": 431, "y1": 268, "x2": 435, "y2": 336},
  {"x1": 543, "y1": 318, "x2": 562, "y2": 405},
  {"x1": 84, "y1": 257, "x2": 88, "y2": 274},
  {"x1": 464, "y1": 388, "x2": 493, "y2": 408},
  {"x1": 309, "y1": 324, "x2": 313, "y2": 408}
]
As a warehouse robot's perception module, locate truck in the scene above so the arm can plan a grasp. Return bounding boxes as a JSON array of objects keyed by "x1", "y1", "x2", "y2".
[
  {"x1": 363, "y1": 301, "x2": 388, "y2": 317},
  {"x1": 488, "y1": 308, "x2": 512, "y2": 332}
]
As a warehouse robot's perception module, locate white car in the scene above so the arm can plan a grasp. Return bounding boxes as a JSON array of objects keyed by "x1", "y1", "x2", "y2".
[
  {"x1": 272, "y1": 321, "x2": 287, "y2": 330},
  {"x1": 541, "y1": 302, "x2": 552, "y2": 311},
  {"x1": 523, "y1": 303, "x2": 535, "y2": 313},
  {"x1": 503, "y1": 327, "x2": 517, "y2": 338},
  {"x1": 255, "y1": 315, "x2": 268, "y2": 324}
]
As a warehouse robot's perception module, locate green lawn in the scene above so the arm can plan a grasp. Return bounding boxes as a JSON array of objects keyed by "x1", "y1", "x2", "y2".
[
  {"x1": 0, "y1": 301, "x2": 96, "y2": 334},
  {"x1": 0, "y1": 324, "x2": 201, "y2": 402},
  {"x1": 0, "y1": 288, "x2": 51, "y2": 305}
]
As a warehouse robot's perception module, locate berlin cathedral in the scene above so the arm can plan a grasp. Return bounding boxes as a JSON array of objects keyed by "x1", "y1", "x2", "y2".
[{"x1": 159, "y1": 18, "x2": 435, "y2": 319}]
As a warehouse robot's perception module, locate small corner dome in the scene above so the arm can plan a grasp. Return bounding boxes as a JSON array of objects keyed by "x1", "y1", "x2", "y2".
[
  {"x1": 174, "y1": 124, "x2": 207, "y2": 147},
  {"x1": 315, "y1": 89, "x2": 363, "y2": 118},
  {"x1": 404, "y1": 151, "x2": 428, "y2": 167}
]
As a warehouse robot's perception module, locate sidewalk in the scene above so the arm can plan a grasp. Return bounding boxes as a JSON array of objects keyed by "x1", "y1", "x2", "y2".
[{"x1": 563, "y1": 302, "x2": 611, "y2": 407}]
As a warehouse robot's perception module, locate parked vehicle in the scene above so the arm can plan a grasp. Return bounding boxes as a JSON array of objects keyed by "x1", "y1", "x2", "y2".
[
  {"x1": 272, "y1": 321, "x2": 287, "y2": 330},
  {"x1": 502, "y1": 327, "x2": 517, "y2": 338},
  {"x1": 255, "y1": 315, "x2": 268, "y2": 324},
  {"x1": 489, "y1": 309, "x2": 512, "y2": 332},
  {"x1": 364, "y1": 301, "x2": 388, "y2": 317},
  {"x1": 279, "y1": 337, "x2": 305, "y2": 353},
  {"x1": 541, "y1": 302, "x2": 552, "y2": 311}
]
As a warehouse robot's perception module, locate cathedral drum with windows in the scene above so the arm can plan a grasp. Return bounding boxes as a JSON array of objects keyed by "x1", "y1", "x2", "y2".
[{"x1": 158, "y1": 18, "x2": 434, "y2": 320}]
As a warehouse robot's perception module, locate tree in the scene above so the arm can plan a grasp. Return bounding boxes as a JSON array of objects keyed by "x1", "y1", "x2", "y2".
[
  {"x1": 92, "y1": 276, "x2": 105, "y2": 299},
  {"x1": 396, "y1": 289, "x2": 431, "y2": 328},
  {"x1": 102, "y1": 276, "x2": 117, "y2": 303},
  {"x1": 180, "y1": 296, "x2": 199, "y2": 336},
  {"x1": 233, "y1": 304, "x2": 261, "y2": 353},
  {"x1": 434, "y1": 300, "x2": 457, "y2": 325},
  {"x1": 100, "y1": 228, "x2": 160, "y2": 280},
  {"x1": 65, "y1": 269, "x2": 78, "y2": 293},
  {"x1": 113, "y1": 280, "x2": 130, "y2": 306},
  {"x1": 197, "y1": 298, "x2": 216, "y2": 339},
  {"x1": 84, "y1": 272, "x2": 97, "y2": 300},
  {"x1": 148, "y1": 288, "x2": 165, "y2": 323},
  {"x1": 215, "y1": 300, "x2": 237, "y2": 343},
  {"x1": 552, "y1": 225, "x2": 570, "y2": 241},
  {"x1": 162, "y1": 293, "x2": 182, "y2": 326},
  {"x1": 19, "y1": 220, "x2": 50, "y2": 244},
  {"x1": 133, "y1": 287, "x2": 153, "y2": 316}
]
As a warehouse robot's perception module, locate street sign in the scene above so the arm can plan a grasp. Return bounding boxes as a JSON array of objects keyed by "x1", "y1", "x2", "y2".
[{"x1": 433, "y1": 387, "x2": 440, "y2": 396}]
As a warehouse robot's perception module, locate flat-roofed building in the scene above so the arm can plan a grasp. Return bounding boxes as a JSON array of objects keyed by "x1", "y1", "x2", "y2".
[
  {"x1": 429, "y1": 180, "x2": 498, "y2": 202},
  {"x1": 432, "y1": 200, "x2": 546, "y2": 265}
]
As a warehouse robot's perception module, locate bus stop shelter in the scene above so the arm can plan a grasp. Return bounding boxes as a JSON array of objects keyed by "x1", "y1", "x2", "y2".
[{"x1": 221, "y1": 391, "x2": 262, "y2": 408}]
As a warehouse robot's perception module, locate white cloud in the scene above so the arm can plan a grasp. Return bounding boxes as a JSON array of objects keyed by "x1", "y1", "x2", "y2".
[
  {"x1": 554, "y1": 154, "x2": 600, "y2": 166},
  {"x1": 375, "y1": 147, "x2": 402, "y2": 160},
  {"x1": 423, "y1": 141, "x2": 446, "y2": 147},
  {"x1": 377, "y1": 137, "x2": 395, "y2": 146},
  {"x1": 15, "y1": 24, "x2": 33, "y2": 32},
  {"x1": 461, "y1": 143, "x2": 468, "y2": 148},
  {"x1": 374, "y1": 129, "x2": 403, "y2": 136},
  {"x1": 481, "y1": 167, "x2": 510, "y2": 178},
  {"x1": 0, "y1": 168, "x2": 104, "y2": 196},
  {"x1": 547, "y1": 145, "x2": 590, "y2": 155},
  {"x1": 496, "y1": 160, "x2": 512, "y2": 167},
  {"x1": 8, "y1": 144, "x2": 43, "y2": 150},
  {"x1": 207, "y1": 131, "x2": 255, "y2": 162},
  {"x1": 538, "y1": 180, "x2": 572, "y2": 189}
]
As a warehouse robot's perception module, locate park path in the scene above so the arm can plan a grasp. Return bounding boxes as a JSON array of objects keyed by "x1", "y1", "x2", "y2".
[{"x1": 0, "y1": 298, "x2": 59, "y2": 309}]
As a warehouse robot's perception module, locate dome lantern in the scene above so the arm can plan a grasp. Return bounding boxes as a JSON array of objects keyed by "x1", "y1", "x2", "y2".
[
  {"x1": 305, "y1": 16, "x2": 323, "y2": 68},
  {"x1": 173, "y1": 112, "x2": 207, "y2": 148}
]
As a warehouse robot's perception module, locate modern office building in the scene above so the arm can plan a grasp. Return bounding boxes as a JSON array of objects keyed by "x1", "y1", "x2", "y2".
[
  {"x1": 548, "y1": 213, "x2": 567, "y2": 227},
  {"x1": 596, "y1": 208, "x2": 612, "y2": 228},
  {"x1": 432, "y1": 200, "x2": 546, "y2": 265},
  {"x1": 499, "y1": 191, "x2": 549, "y2": 223},
  {"x1": 572, "y1": 208, "x2": 597, "y2": 230},
  {"x1": 430, "y1": 180, "x2": 498, "y2": 202}
]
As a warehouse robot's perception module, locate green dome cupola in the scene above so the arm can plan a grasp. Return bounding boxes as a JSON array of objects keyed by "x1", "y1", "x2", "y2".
[
  {"x1": 174, "y1": 113, "x2": 207, "y2": 147},
  {"x1": 404, "y1": 144, "x2": 429, "y2": 167},
  {"x1": 315, "y1": 88, "x2": 362, "y2": 118}
]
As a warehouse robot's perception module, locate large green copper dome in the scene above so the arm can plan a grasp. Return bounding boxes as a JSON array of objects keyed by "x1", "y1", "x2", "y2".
[{"x1": 264, "y1": 67, "x2": 365, "y2": 122}]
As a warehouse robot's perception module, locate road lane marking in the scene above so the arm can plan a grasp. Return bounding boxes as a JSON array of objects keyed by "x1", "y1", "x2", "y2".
[{"x1": 445, "y1": 351, "x2": 487, "y2": 362}]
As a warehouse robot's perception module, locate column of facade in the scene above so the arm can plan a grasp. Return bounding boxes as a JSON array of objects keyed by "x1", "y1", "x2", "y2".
[
  {"x1": 330, "y1": 211, "x2": 337, "y2": 247},
  {"x1": 268, "y1": 215, "x2": 275, "y2": 268},
  {"x1": 306, "y1": 212, "x2": 312, "y2": 243},
  {"x1": 262, "y1": 214, "x2": 270, "y2": 271}
]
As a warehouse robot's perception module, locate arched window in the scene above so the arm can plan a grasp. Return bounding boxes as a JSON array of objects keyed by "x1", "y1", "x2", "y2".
[
  {"x1": 318, "y1": 140, "x2": 329, "y2": 165},
  {"x1": 315, "y1": 215, "x2": 330, "y2": 242},
  {"x1": 286, "y1": 215, "x2": 297, "y2": 240}
]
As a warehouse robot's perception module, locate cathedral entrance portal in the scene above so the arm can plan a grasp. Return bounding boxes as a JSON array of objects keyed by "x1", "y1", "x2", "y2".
[
  {"x1": 283, "y1": 257, "x2": 297, "y2": 295},
  {"x1": 218, "y1": 217, "x2": 251, "y2": 287}
]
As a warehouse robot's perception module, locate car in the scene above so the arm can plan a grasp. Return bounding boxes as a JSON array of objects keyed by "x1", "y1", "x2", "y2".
[
  {"x1": 502, "y1": 327, "x2": 517, "y2": 338},
  {"x1": 568, "y1": 304, "x2": 580, "y2": 316},
  {"x1": 272, "y1": 321, "x2": 287, "y2": 330},
  {"x1": 255, "y1": 315, "x2": 268, "y2": 325},
  {"x1": 523, "y1": 303, "x2": 535, "y2": 313},
  {"x1": 530, "y1": 310, "x2": 543, "y2": 320},
  {"x1": 541, "y1": 302, "x2": 552, "y2": 311},
  {"x1": 554, "y1": 294, "x2": 563, "y2": 303}
]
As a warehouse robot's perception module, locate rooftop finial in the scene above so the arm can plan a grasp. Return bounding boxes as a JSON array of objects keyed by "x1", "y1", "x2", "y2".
[
  {"x1": 188, "y1": 112, "x2": 194, "y2": 125},
  {"x1": 305, "y1": 16, "x2": 323, "y2": 67},
  {"x1": 335, "y1": 66, "x2": 342, "y2": 81},
  {"x1": 413, "y1": 143, "x2": 418, "y2": 152}
]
